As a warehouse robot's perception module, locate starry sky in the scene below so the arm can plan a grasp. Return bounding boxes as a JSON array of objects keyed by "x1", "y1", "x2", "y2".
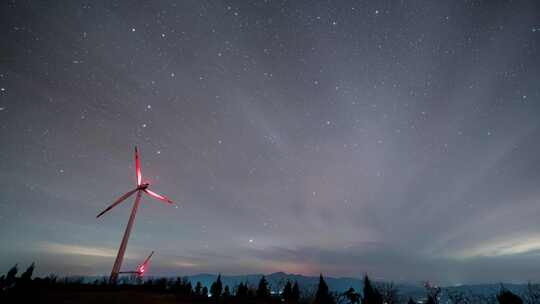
[{"x1": 1, "y1": 0, "x2": 540, "y2": 285}]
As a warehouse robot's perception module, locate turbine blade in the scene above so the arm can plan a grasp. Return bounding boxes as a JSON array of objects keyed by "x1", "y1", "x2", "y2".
[
  {"x1": 143, "y1": 251, "x2": 154, "y2": 265},
  {"x1": 135, "y1": 146, "x2": 142, "y2": 186},
  {"x1": 144, "y1": 189, "x2": 174, "y2": 204},
  {"x1": 96, "y1": 188, "x2": 138, "y2": 218},
  {"x1": 138, "y1": 251, "x2": 154, "y2": 276}
]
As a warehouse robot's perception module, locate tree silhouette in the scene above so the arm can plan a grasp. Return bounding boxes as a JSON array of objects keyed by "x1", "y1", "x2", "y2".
[
  {"x1": 292, "y1": 281, "x2": 300, "y2": 303},
  {"x1": 202, "y1": 286, "x2": 209, "y2": 298},
  {"x1": 195, "y1": 281, "x2": 203, "y2": 296},
  {"x1": 361, "y1": 275, "x2": 382, "y2": 304},
  {"x1": 283, "y1": 281, "x2": 293, "y2": 302},
  {"x1": 185, "y1": 279, "x2": 193, "y2": 296},
  {"x1": 172, "y1": 277, "x2": 185, "y2": 294},
  {"x1": 236, "y1": 282, "x2": 248, "y2": 298},
  {"x1": 524, "y1": 283, "x2": 540, "y2": 304},
  {"x1": 407, "y1": 298, "x2": 416, "y2": 304},
  {"x1": 426, "y1": 296, "x2": 437, "y2": 304},
  {"x1": 16, "y1": 262, "x2": 35, "y2": 290},
  {"x1": 210, "y1": 274, "x2": 222, "y2": 299},
  {"x1": 423, "y1": 281, "x2": 441, "y2": 304},
  {"x1": 5, "y1": 264, "x2": 18, "y2": 288},
  {"x1": 314, "y1": 274, "x2": 334, "y2": 304},
  {"x1": 223, "y1": 285, "x2": 231, "y2": 297},
  {"x1": 379, "y1": 282, "x2": 399, "y2": 304},
  {"x1": 19, "y1": 262, "x2": 34, "y2": 282},
  {"x1": 344, "y1": 287, "x2": 360, "y2": 304},
  {"x1": 257, "y1": 276, "x2": 270, "y2": 299},
  {"x1": 497, "y1": 289, "x2": 523, "y2": 304}
]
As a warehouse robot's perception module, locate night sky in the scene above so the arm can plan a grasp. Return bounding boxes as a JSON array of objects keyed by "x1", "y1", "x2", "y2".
[{"x1": 1, "y1": 0, "x2": 540, "y2": 285}]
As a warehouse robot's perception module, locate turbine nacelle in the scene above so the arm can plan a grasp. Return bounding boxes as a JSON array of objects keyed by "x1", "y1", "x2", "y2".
[
  {"x1": 96, "y1": 147, "x2": 175, "y2": 219},
  {"x1": 138, "y1": 183, "x2": 150, "y2": 190}
]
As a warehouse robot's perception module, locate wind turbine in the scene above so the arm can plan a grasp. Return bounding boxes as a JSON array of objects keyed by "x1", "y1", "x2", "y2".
[{"x1": 97, "y1": 147, "x2": 174, "y2": 284}]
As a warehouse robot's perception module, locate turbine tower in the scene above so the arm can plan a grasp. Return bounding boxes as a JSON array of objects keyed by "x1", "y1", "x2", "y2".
[{"x1": 97, "y1": 147, "x2": 174, "y2": 284}]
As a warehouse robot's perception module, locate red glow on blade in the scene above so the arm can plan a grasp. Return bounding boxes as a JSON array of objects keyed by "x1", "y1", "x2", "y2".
[
  {"x1": 145, "y1": 189, "x2": 174, "y2": 204},
  {"x1": 135, "y1": 147, "x2": 142, "y2": 185}
]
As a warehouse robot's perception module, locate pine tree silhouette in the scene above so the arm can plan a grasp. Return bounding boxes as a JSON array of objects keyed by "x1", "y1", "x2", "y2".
[
  {"x1": 210, "y1": 274, "x2": 223, "y2": 299},
  {"x1": 236, "y1": 282, "x2": 249, "y2": 298},
  {"x1": 223, "y1": 285, "x2": 231, "y2": 297},
  {"x1": 314, "y1": 274, "x2": 334, "y2": 304},
  {"x1": 282, "y1": 281, "x2": 293, "y2": 302},
  {"x1": 5, "y1": 264, "x2": 18, "y2": 288},
  {"x1": 202, "y1": 286, "x2": 209, "y2": 298},
  {"x1": 257, "y1": 276, "x2": 270, "y2": 298},
  {"x1": 185, "y1": 280, "x2": 193, "y2": 296},
  {"x1": 195, "y1": 281, "x2": 203, "y2": 295},
  {"x1": 19, "y1": 262, "x2": 34, "y2": 282},
  {"x1": 292, "y1": 281, "x2": 300, "y2": 303},
  {"x1": 17, "y1": 262, "x2": 35, "y2": 290},
  {"x1": 344, "y1": 287, "x2": 360, "y2": 304},
  {"x1": 497, "y1": 289, "x2": 523, "y2": 304},
  {"x1": 361, "y1": 275, "x2": 382, "y2": 304}
]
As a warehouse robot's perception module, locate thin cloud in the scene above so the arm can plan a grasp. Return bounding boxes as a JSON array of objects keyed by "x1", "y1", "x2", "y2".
[{"x1": 39, "y1": 242, "x2": 138, "y2": 259}]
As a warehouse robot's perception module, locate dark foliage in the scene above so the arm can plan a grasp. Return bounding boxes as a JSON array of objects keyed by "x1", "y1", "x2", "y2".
[
  {"x1": 236, "y1": 282, "x2": 249, "y2": 299},
  {"x1": 283, "y1": 281, "x2": 293, "y2": 302},
  {"x1": 497, "y1": 289, "x2": 523, "y2": 304},
  {"x1": 314, "y1": 274, "x2": 335, "y2": 304},
  {"x1": 210, "y1": 274, "x2": 222, "y2": 299},
  {"x1": 361, "y1": 275, "x2": 382, "y2": 304},
  {"x1": 292, "y1": 281, "x2": 301, "y2": 303},
  {"x1": 343, "y1": 287, "x2": 360, "y2": 304},
  {"x1": 524, "y1": 283, "x2": 540, "y2": 304},
  {"x1": 426, "y1": 296, "x2": 437, "y2": 304},
  {"x1": 202, "y1": 286, "x2": 209, "y2": 297},
  {"x1": 423, "y1": 281, "x2": 441, "y2": 304},
  {"x1": 171, "y1": 276, "x2": 193, "y2": 296},
  {"x1": 378, "y1": 282, "x2": 399, "y2": 304},
  {"x1": 195, "y1": 281, "x2": 203, "y2": 296},
  {"x1": 5, "y1": 264, "x2": 18, "y2": 288},
  {"x1": 19, "y1": 262, "x2": 34, "y2": 282},
  {"x1": 257, "y1": 276, "x2": 271, "y2": 299},
  {"x1": 0, "y1": 262, "x2": 534, "y2": 304}
]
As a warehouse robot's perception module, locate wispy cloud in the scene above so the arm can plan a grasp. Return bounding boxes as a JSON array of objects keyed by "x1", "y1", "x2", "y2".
[
  {"x1": 173, "y1": 260, "x2": 199, "y2": 268},
  {"x1": 454, "y1": 235, "x2": 540, "y2": 258},
  {"x1": 39, "y1": 242, "x2": 124, "y2": 258}
]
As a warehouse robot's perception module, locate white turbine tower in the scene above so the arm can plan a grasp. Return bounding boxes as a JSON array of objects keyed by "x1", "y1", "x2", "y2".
[{"x1": 97, "y1": 147, "x2": 174, "y2": 284}]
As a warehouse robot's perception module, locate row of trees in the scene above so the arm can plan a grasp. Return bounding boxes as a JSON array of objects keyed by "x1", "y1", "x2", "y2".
[
  {"x1": 0, "y1": 263, "x2": 535, "y2": 304},
  {"x1": 196, "y1": 273, "x2": 528, "y2": 304},
  {"x1": 313, "y1": 275, "x2": 527, "y2": 304},
  {"x1": 206, "y1": 274, "x2": 301, "y2": 302},
  {"x1": 0, "y1": 263, "x2": 35, "y2": 291}
]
